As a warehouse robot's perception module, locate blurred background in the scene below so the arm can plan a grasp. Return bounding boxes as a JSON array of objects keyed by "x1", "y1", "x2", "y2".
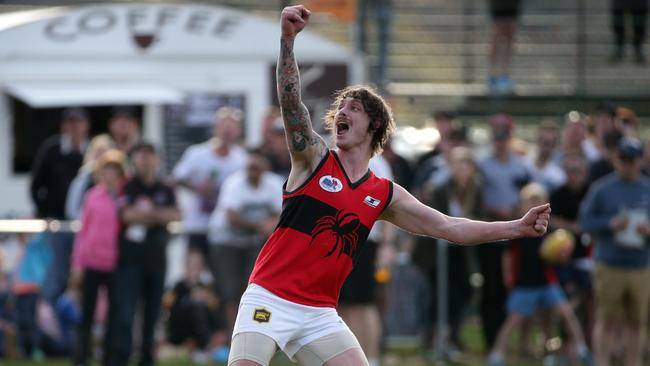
[{"x1": 0, "y1": 0, "x2": 648, "y2": 365}]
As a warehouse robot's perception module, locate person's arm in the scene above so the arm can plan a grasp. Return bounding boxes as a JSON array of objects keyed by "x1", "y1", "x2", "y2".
[
  {"x1": 277, "y1": 6, "x2": 328, "y2": 184},
  {"x1": 380, "y1": 184, "x2": 550, "y2": 245},
  {"x1": 122, "y1": 206, "x2": 157, "y2": 225},
  {"x1": 226, "y1": 209, "x2": 259, "y2": 231},
  {"x1": 153, "y1": 207, "x2": 181, "y2": 225},
  {"x1": 65, "y1": 172, "x2": 90, "y2": 220},
  {"x1": 578, "y1": 186, "x2": 614, "y2": 234},
  {"x1": 30, "y1": 142, "x2": 52, "y2": 216}
]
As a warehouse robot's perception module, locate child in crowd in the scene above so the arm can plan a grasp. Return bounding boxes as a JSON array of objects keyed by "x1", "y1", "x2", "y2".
[
  {"x1": 487, "y1": 183, "x2": 592, "y2": 366},
  {"x1": 166, "y1": 250, "x2": 227, "y2": 364},
  {"x1": 71, "y1": 149, "x2": 127, "y2": 366}
]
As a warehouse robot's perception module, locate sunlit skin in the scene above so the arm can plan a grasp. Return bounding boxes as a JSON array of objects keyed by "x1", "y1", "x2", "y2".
[
  {"x1": 99, "y1": 164, "x2": 124, "y2": 194},
  {"x1": 333, "y1": 97, "x2": 374, "y2": 156}
]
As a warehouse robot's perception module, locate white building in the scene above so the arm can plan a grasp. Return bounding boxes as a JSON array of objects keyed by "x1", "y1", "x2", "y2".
[{"x1": 0, "y1": 3, "x2": 361, "y2": 216}]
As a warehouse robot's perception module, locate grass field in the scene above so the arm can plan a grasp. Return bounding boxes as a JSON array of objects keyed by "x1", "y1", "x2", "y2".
[{"x1": 3, "y1": 320, "x2": 552, "y2": 366}]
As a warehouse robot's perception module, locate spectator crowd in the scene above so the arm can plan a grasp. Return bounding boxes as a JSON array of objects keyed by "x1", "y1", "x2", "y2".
[{"x1": 0, "y1": 100, "x2": 648, "y2": 366}]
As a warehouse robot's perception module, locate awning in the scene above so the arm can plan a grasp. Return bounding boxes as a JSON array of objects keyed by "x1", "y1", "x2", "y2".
[{"x1": 5, "y1": 81, "x2": 185, "y2": 107}]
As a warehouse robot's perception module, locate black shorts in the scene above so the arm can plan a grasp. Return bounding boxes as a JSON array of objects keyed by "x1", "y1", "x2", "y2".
[
  {"x1": 489, "y1": 0, "x2": 521, "y2": 20},
  {"x1": 338, "y1": 240, "x2": 379, "y2": 305}
]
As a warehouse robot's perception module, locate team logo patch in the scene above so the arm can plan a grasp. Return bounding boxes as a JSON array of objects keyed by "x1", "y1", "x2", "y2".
[
  {"x1": 253, "y1": 308, "x2": 271, "y2": 323},
  {"x1": 363, "y1": 195, "x2": 381, "y2": 208},
  {"x1": 319, "y1": 175, "x2": 343, "y2": 193}
]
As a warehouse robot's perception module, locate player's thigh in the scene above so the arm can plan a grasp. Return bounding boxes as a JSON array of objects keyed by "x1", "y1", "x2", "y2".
[
  {"x1": 229, "y1": 332, "x2": 277, "y2": 366},
  {"x1": 294, "y1": 330, "x2": 367, "y2": 366}
]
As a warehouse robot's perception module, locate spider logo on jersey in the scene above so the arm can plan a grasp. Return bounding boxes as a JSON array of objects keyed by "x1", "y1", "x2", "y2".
[{"x1": 309, "y1": 210, "x2": 361, "y2": 258}]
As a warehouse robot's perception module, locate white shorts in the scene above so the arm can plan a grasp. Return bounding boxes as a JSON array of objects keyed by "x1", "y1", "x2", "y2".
[{"x1": 232, "y1": 284, "x2": 350, "y2": 360}]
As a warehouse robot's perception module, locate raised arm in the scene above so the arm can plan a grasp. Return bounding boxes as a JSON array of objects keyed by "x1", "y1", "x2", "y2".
[
  {"x1": 380, "y1": 183, "x2": 550, "y2": 245},
  {"x1": 278, "y1": 6, "x2": 327, "y2": 175}
]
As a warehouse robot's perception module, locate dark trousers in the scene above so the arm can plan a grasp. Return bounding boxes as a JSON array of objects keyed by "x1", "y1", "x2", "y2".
[
  {"x1": 612, "y1": 0, "x2": 648, "y2": 48},
  {"x1": 107, "y1": 264, "x2": 165, "y2": 366},
  {"x1": 168, "y1": 301, "x2": 217, "y2": 350},
  {"x1": 477, "y1": 244, "x2": 507, "y2": 349},
  {"x1": 42, "y1": 232, "x2": 75, "y2": 304},
  {"x1": 74, "y1": 269, "x2": 113, "y2": 366},
  {"x1": 16, "y1": 293, "x2": 41, "y2": 356}
]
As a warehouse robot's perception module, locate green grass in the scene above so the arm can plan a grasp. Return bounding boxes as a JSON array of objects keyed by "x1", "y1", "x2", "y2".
[{"x1": 2, "y1": 320, "x2": 553, "y2": 366}]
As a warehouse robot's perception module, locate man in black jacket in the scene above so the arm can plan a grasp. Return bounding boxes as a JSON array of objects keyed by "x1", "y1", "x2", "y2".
[{"x1": 30, "y1": 107, "x2": 89, "y2": 303}]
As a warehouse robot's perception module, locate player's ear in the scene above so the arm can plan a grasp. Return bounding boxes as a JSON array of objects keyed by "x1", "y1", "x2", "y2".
[{"x1": 371, "y1": 120, "x2": 381, "y2": 131}]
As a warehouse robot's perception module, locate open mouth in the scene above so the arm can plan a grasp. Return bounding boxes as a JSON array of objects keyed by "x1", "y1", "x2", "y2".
[{"x1": 336, "y1": 120, "x2": 350, "y2": 135}]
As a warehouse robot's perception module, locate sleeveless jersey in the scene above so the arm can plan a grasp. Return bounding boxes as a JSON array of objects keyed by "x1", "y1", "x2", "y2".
[{"x1": 249, "y1": 151, "x2": 393, "y2": 308}]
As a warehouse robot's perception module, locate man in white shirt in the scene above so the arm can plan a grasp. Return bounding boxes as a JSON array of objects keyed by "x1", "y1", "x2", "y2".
[
  {"x1": 173, "y1": 107, "x2": 248, "y2": 257},
  {"x1": 208, "y1": 148, "x2": 284, "y2": 335}
]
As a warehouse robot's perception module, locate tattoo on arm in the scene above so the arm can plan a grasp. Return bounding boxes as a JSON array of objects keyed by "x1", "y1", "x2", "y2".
[{"x1": 277, "y1": 38, "x2": 326, "y2": 156}]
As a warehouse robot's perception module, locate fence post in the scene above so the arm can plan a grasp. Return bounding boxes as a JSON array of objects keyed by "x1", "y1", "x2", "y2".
[{"x1": 435, "y1": 239, "x2": 449, "y2": 363}]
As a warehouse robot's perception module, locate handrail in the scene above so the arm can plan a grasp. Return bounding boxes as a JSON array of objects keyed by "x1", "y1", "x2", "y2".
[{"x1": 0, "y1": 219, "x2": 185, "y2": 235}]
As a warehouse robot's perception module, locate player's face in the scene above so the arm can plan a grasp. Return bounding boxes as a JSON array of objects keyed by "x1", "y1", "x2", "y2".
[{"x1": 333, "y1": 97, "x2": 372, "y2": 152}]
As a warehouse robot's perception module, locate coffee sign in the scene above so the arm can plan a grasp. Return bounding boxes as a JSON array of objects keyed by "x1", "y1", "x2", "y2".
[
  {"x1": 0, "y1": 4, "x2": 350, "y2": 61},
  {"x1": 43, "y1": 6, "x2": 241, "y2": 51}
]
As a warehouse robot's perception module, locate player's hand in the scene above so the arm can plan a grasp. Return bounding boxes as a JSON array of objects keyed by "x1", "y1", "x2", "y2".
[
  {"x1": 519, "y1": 203, "x2": 551, "y2": 237},
  {"x1": 281, "y1": 5, "x2": 310, "y2": 39}
]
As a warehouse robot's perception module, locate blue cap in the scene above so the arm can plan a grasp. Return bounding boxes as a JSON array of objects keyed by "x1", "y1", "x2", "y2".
[{"x1": 618, "y1": 136, "x2": 643, "y2": 159}]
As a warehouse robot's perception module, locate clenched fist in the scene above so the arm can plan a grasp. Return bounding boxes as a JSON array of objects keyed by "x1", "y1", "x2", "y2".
[{"x1": 281, "y1": 5, "x2": 311, "y2": 39}]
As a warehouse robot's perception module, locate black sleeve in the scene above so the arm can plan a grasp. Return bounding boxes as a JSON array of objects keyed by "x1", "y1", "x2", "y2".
[
  {"x1": 29, "y1": 140, "x2": 55, "y2": 216},
  {"x1": 122, "y1": 180, "x2": 137, "y2": 206},
  {"x1": 163, "y1": 184, "x2": 177, "y2": 207}
]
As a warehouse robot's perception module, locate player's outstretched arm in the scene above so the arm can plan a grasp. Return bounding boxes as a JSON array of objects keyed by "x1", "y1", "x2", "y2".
[
  {"x1": 277, "y1": 5, "x2": 327, "y2": 169},
  {"x1": 380, "y1": 184, "x2": 551, "y2": 245}
]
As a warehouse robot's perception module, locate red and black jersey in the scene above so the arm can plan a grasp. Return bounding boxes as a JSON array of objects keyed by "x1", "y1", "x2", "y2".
[
  {"x1": 509, "y1": 237, "x2": 558, "y2": 287},
  {"x1": 249, "y1": 151, "x2": 393, "y2": 308}
]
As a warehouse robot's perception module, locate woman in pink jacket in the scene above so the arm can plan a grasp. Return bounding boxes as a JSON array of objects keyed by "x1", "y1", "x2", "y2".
[{"x1": 71, "y1": 149, "x2": 127, "y2": 366}]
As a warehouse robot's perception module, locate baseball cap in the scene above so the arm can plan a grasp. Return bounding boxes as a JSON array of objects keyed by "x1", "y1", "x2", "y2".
[{"x1": 618, "y1": 137, "x2": 643, "y2": 159}]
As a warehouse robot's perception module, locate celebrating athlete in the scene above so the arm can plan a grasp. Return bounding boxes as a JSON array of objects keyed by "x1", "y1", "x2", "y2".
[{"x1": 229, "y1": 5, "x2": 551, "y2": 366}]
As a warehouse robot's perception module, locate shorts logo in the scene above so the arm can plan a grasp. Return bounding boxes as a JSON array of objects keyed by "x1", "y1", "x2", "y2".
[
  {"x1": 253, "y1": 308, "x2": 271, "y2": 323},
  {"x1": 319, "y1": 175, "x2": 343, "y2": 193},
  {"x1": 363, "y1": 195, "x2": 381, "y2": 208}
]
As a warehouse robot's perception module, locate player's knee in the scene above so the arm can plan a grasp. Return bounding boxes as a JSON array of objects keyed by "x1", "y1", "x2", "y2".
[
  {"x1": 230, "y1": 360, "x2": 264, "y2": 366},
  {"x1": 323, "y1": 348, "x2": 368, "y2": 366}
]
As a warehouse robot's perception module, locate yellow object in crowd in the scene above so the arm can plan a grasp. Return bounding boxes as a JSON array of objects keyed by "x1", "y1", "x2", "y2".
[{"x1": 539, "y1": 228, "x2": 575, "y2": 264}]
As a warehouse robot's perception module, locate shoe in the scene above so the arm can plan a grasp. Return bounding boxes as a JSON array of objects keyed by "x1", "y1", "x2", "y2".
[
  {"x1": 212, "y1": 346, "x2": 230, "y2": 363},
  {"x1": 487, "y1": 352, "x2": 506, "y2": 366},
  {"x1": 191, "y1": 351, "x2": 209, "y2": 364},
  {"x1": 31, "y1": 349, "x2": 45, "y2": 362},
  {"x1": 578, "y1": 350, "x2": 594, "y2": 366},
  {"x1": 496, "y1": 74, "x2": 514, "y2": 94}
]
